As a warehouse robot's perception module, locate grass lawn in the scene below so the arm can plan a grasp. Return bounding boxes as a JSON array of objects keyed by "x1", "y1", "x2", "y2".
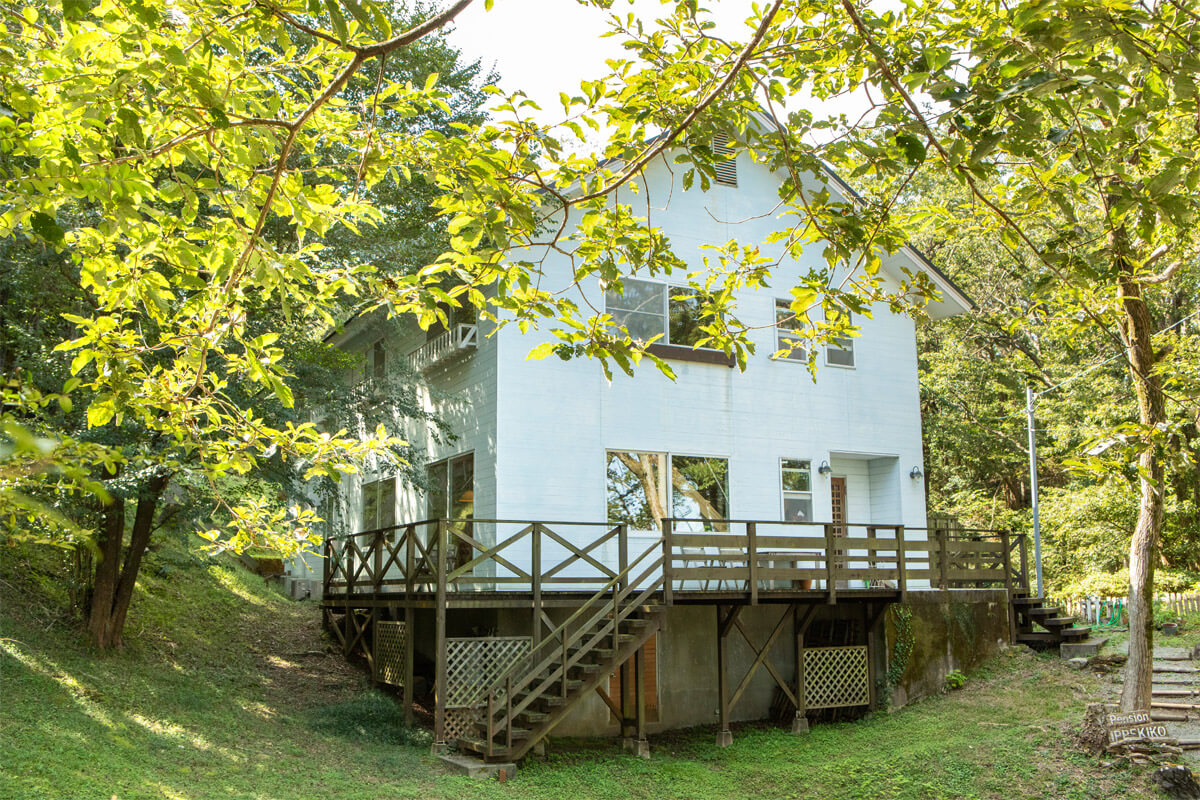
[{"x1": 0, "y1": 537, "x2": 1158, "y2": 800}]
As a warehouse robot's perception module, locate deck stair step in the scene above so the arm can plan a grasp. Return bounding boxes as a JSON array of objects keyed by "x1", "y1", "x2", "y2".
[
  {"x1": 1010, "y1": 593, "x2": 1092, "y2": 652},
  {"x1": 458, "y1": 603, "x2": 666, "y2": 764}
]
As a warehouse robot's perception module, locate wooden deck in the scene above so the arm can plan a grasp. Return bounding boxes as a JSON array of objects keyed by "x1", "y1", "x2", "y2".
[
  {"x1": 322, "y1": 517, "x2": 1030, "y2": 611},
  {"x1": 321, "y1": 517, "x2": 1030, "y2": 761}
]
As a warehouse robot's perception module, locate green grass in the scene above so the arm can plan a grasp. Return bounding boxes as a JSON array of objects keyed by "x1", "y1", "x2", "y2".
[{"x1": 0, "y1": 538, "x2": 1158, "y2": 799}]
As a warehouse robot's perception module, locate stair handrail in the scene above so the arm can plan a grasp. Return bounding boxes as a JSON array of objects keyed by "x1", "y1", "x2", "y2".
[
  {"x1": 487, "y1": 553, "x2": 666, "y2": 754},
  {"x1": 480, "y1": 537, "x2": 665, "y2": 750}
]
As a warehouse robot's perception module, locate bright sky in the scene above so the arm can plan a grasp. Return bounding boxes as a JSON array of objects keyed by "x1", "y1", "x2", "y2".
[
  {"x1": 445, "y1": 0, "x2": 762, "y2": 120},
  {"x1": 443, "y1": 0, "x2": 872, "y2": 133}
]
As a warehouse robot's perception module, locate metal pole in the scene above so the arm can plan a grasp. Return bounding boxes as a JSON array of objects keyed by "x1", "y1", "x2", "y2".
[{"x1": 1025, "y1": 386, "x2": 1044, "y2": 597}]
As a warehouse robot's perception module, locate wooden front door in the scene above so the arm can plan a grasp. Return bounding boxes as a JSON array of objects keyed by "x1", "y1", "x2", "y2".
[{"x1": 830, "y1": 477, "x2": 847, "y2": 570}]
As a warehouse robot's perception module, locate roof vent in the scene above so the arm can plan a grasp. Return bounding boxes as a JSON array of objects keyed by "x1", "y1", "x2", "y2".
[{"x1": 712, "y1": 139, "x2": 737, "y2": 187}]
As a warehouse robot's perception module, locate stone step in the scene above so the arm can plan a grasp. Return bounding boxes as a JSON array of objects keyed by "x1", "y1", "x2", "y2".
[
  {"x1": 1060, "y1": 637, "x2": 1108, "y2": 659},
  {"x1": 437, "y1": 751, "x2": 516, "y2": 779}
]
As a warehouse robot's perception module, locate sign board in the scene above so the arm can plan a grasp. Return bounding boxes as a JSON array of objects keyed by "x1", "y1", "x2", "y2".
[{"x1": 1106, "y1": 710, "x2": 1172, "y2": 747}]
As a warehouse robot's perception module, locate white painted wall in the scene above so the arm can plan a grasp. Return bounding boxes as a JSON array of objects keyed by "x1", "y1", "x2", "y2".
[{"x1": 487, "y1": 151, "x2": 934, "y2": 559}]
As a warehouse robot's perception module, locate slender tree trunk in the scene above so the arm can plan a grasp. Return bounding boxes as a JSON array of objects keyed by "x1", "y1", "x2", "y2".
[
  {"x1": 1117, "y1": 271, "x2": 1167, "y2": 712},
  {"x1": 86, "y1": 472, "x2": 171, "y2": 649},
  {"x1": 87, "y1": 492, "x2": 125, "y2": 648}
]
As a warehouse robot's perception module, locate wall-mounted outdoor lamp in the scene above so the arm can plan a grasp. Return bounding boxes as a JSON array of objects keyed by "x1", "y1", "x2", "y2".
[
  {"x1": 817, "y1": 460, "x2": 832, "y2": 476},
  {"x1": 909, "y1": 466, "x2": 924, "y2": 480}
]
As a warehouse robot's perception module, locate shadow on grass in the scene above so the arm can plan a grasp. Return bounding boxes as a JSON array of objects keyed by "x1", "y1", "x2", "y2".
[{"x1": 304, "y1": 691, "x2": 432, "y2": 748}]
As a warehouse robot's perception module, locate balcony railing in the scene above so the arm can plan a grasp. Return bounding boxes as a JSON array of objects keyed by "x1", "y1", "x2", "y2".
[
  {"x1": 404, "y1": 323, "x2": 477, "y2": 372},
  {"x1": 323, "y1": 517, "x2": 1029, "y2": 605}
]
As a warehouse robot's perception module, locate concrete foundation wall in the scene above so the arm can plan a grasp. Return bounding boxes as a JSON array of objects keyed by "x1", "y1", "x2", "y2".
[
  {"x1": 885, "y1": 589, "x2": 1011, "y2": 707},
  {"x1": 398, "y1": 589, "x2": 1012, "y2": 740}
]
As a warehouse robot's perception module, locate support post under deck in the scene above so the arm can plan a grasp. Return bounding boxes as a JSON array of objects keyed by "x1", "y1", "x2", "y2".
[
  {"x1": 716, "y1": 605, "x2": 733, "y2": 747},
  {"x1": 633, "y1": 642, "x2": 649, "y2": 758},
  {"x1": 432, "y1": 519, "x2": 448, "y2": 754}
]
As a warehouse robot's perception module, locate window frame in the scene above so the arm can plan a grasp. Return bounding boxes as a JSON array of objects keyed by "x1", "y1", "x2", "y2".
[
  {"x1": 426, "y1": 451, "x2": 474, "y2": 521},
  {"x1": 360, "y1": 476, "x2": 396, "y2": 532},
  {"x1": 773, "y1": 298, "x2": 807, "y2": 363},
  {"x1": 824, "y1": 310, "x2": 856, "y2": 369},
  {"x1": 604, "y1": 277, "x2": 734, "y2": 366},
  {"x1": 779, "y1": 458, "x2": 813, "y2": 523},
  {"x1": 606, "y1": 449, "x2": 731, "y2": 532}
]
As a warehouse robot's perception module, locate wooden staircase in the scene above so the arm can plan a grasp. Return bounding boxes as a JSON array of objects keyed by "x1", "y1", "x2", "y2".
[
  {"x1": 457, "y1": 546, "x2": 667, "y2": 763},
  {"x1": 1011, "y1": 593, "x2": 1092, "y2": 649}
]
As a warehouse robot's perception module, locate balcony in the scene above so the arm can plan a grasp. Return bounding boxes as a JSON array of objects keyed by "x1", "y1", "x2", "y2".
[{"x1": 404, "y1": 323, "x2": 478, "y2": 372}]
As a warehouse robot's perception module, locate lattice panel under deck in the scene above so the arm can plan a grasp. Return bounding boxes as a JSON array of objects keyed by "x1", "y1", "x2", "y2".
[
  {"x1": 444, "y1": 707, "x2": 481, "y2": 742},
  {"x1": 445, "y1": 636, "x2": 531, "y2": 709},
  {"x1": 374, "y1": 621, "x2": 406, "y2": 686},
  {"x1": 804, "y1": 645, "x2": 869, "y2": 709}
]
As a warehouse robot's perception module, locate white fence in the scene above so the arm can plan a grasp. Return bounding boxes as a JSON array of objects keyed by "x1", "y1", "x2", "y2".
[{"x1": 1053, "y1": 592, "x2": 1200, "y2": 626}]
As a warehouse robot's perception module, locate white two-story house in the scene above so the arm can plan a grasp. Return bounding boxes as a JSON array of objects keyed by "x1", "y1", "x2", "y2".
[{"x1": 295, "y1": 137, "x2": 1018, "y2": 761}]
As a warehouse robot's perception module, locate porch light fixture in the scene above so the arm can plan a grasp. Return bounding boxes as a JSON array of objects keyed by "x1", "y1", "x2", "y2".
[
  {"x1": 817, "y1": 460, "x2": 832, "y2": 476},
  {"x1": 909, "y1": 466, "x2": 924, "y2": 480}
]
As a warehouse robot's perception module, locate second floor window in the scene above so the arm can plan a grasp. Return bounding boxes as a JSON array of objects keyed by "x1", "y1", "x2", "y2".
[
  {"x1": 605, "y1": 278, "x2": 707, "y2": 348},
  {"x1": 774, "y1": 299, "x2": 806, "y2": 362},
  {"x1": 825, "y1": 309, "x2": 855, "y2": 368},
  {"x1": 371, "y1": 340, "x2": 387, "y2": 380}
]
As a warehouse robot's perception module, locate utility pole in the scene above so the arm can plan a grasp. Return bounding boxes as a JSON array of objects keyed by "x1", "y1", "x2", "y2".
[{"x1": 1025, "y1": 386, "x2": 1043, "y2": 597}]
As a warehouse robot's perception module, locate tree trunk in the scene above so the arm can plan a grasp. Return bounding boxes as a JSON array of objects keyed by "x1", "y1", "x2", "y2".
[
  {"x1": 87, "y1": 491, "x2": 125, "y2": 648},
  {"x1": 1118, "y1": 271, "x2": 1167, "y2": 712},
  {"x1": 86, "y1": 472, "x2": 171, "y2": 650}
]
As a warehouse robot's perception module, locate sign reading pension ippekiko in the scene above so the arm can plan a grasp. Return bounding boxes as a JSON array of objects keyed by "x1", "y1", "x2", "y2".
[{"x1": 1106, "y1": 710, "x2": 1172, "y2": 747}]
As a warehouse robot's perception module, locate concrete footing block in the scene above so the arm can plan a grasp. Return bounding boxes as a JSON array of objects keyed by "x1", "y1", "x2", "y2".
[
  {"x1": 1061, "y1": 637, "x2": 1108, "y2": 659},
  {"x1": 437, "y1": 753, "x2": 517, "y2": 781},
  {"x1": 716, "y1": 729, "x2": 733, "y2": 748},
  {"x1": 792, "y1": 714, "x2": 810, "y2": 734},
  {"x1": 622, "y1": 737, "x2": 651, "y2": 758}
]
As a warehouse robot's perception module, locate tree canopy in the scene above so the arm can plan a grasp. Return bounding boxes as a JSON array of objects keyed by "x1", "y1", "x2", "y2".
[{"x1": 2, "y1": 0, "x2": 1197, "y2": 699}]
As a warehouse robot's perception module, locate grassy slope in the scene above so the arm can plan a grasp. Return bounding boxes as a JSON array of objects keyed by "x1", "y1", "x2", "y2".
[{"x1": 0, "y1": 538, "x2": 1156, "y2": 800}]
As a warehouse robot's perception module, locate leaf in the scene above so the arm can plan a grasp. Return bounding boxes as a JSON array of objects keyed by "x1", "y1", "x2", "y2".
[
  {"x1": 324, "y1": 0, "x2": 348, "y2": 43},
  {"x1": 526, "y1": 342, "x2": 557, "y2": 361},
  {"x1": 895, "y1": 133, "x2": 926, "y2": 166},
  {"x1": 87, "y1": 401, "x2": 115, "y2": 428},
  {"x1": 968, "y1": 130, "x2": 1003, "y2": 164},
  {"x1": 116, "y1": 108, "x2": 144, "y2": 148},
  {"x1": 30, "y1": 211, "x2": 65, "y2": 244},
  {"x1": 209, "y1": 107, "x2": 230, "y2": 129},
  {"x1": 62, "y1": 0, "x2": 88, "y2": 22},
  {"x1": 164, "y1": 45, "x2": 186, "y2": 66},
  {"x1": 1147, "y1": 159, "x2": 1184, "y2": 197},
  {"x1": 343, "y1": 0, "x2": 373, "y2": 29}
]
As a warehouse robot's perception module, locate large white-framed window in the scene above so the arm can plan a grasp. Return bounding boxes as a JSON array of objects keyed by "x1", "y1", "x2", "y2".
[
  {"x1": 606, "y1": 450, "x2": 729, "y2": 532},
  {"x1": 774, "y1": 298, "x2": 806, "y2": 362},
  {"x1": 825, "y1": 309, "x2": 855, "y2": 368},
  {"x1": 780, "y1": 459, "x2": 813, "y2": 522},
  {"x1": 604, "y1": 278, "x2": 709, "y2": 349}
]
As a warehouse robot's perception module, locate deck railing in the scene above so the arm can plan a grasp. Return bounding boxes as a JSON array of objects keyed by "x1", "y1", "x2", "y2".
[{"x1": 322, "y1": 518, "x2": 1029, "y2": 605}]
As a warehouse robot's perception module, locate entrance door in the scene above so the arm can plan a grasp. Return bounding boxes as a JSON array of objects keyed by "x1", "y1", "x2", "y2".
[{"x1": 830, "y1": 477, "x2": 847, "y2": 572}]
